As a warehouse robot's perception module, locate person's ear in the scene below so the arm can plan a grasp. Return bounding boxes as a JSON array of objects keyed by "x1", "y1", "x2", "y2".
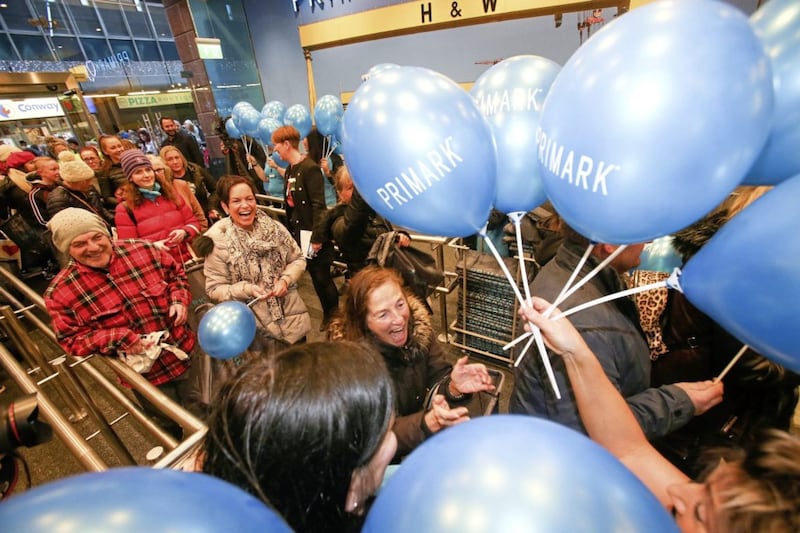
[
  {"x1": 220, "y1": 201, "x2": 230, "y2": 215},
  {"x1": 345, "y1": 467, "x2": 367, "y2": 516}
]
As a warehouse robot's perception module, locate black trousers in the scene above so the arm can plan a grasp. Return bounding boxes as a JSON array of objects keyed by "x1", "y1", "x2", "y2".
[{"x1": 307, "y1": 242, "x2": 339, "y2": 321}]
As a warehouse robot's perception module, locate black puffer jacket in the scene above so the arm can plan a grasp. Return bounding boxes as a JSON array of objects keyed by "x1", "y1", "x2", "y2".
[
  {"x1": 314, "y1": 188, "x2": 393, "y2": 275},
  {"x1": 328, "y1": 294, "x2": 451, "y2": 460},
  {"x1": 47, "y1": 185, "x2": 115, "y2": 226}
]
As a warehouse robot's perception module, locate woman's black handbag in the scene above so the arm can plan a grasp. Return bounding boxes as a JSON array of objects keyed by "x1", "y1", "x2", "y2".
[{"x1": 367, "y1": 231, "x2": 444, "y2": 302}]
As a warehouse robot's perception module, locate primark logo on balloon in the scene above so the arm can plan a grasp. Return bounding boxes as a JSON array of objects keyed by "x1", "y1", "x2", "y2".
[
  {"x1": 475, "y1": 88, "x2": 545, "y2": 116},
  {"x1": 375, "y1": 136, "x2": 463, "y2": 209},
  {"x1": 536, "y1": 129, "x2": 618, "y2": 196}
]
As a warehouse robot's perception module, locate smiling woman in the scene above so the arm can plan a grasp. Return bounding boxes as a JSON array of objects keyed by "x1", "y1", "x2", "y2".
[
  {"x1": 203, "y1": 175, "x2": 311, "y2": 359},
  {"x1": 328, "y1": 266, "x2": 496, "y2": 460},
  {"x1": 115, "y1": 149, "x2": 201, "y2": 264}
]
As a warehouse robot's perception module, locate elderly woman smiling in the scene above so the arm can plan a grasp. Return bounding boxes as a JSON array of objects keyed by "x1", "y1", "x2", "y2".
[{"x1": 204, "y1": 175, "x2": 310, "y2": 355}]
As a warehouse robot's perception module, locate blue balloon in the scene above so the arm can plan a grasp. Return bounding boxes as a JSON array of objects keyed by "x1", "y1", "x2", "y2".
[
  {"x1": 284, "y1": 104, "x2": 312, "y2": 139},
  {"x1": 745, "y1": 0, "x2": 800, "y2": 185},
  {"x1": 198, "y1": 301, "x2": 257, "y2": 360},
  {"x1": 537, "y1": 0, "x2": 773, "y2": 244},
  {"x1": 225, "y1": 117, "x2": 241, "y2": 139},
  {"x1": 333, "y1": 120, "x2": 345, "y2": 155},
  {"x1": 637, "y1": 236, "x2": 683, "y2": 273},
  {"x1": 238, "y1": 107, "x2": 263, "y2": 137},
  {"x1": 364, "y1": 416, "x2": 677, "y2": 533},
  {"x1": 680, "y1": 175, "x2": 800, "y2": 374},
  {"x1": 342, "y1": 66, "x2": 496, "y2": 237},
  {"x1": 470, "y1": 55, "x2": 561, "y2": 214},
  {"x1": 0, "y1": 468, "x2": 291, "y2": 532},
  {"x1": 232, "y1": 101, "x2": 256, "y2": 122},
  {"x1": 314, "y1": 94, "x2": 344, "y2": 136},
  {"x1": 271, "y1": 151, "x2": 289, "y2": 169},
  {"x1": 257, "y1": 117, "x2": 282, "y2": 146},
  {"x1": 262, "y1": 100, "x2": 288, "y2": 123}
]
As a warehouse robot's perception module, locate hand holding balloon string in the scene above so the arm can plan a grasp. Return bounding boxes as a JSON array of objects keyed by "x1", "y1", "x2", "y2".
[{"x1": 506, "y1": 244, "x2": 642, "y2": 356}]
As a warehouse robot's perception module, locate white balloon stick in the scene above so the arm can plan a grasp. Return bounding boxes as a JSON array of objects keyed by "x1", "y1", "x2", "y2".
[
  {"x1": 478, "y1": 223, "x2": 560, "y2": 399},
  {"x1": 714, "y1": 344, "x2": 749, "y2": 383}
]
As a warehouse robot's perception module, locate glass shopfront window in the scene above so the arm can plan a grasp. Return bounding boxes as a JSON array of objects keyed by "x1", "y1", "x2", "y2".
[
  {"x1": 52, "y1": 35, "x2": 83, "y2": 62},
  {"x1": 0, "y1": 34, "x2": 16, "y2": 61},
  {"x1": 94, "y1": 3, "x2": 128, "y2": 37},
  {"x1": 136, "y1": 40, "x2": 161, "y2": 62},
  {"x1": 122, "y1": 5, "x2": 154, "y2": 38},
  {"x1": 68, "y1": 4, "x2": 104, "y2": 35},
  {"x1": 0, "y1": 2, "x2": 35, "y2": 32},
  {"x1": 160, "y1": 39, "x2": 179, "y2": 60},
  {"x1": 190, "y1": 0, "x2": 264, "y2": 117},
  {"x1": 27, "y1": 1, "x2": 71, "y2": 35},
  {"x1": 12, "y1": 34, "x2": 55, "y2": 61},
  {"x1": 79, "y1": 36, "x2": 112, "y2": 59},
  {"x1": 0, "y1": 1, "x2": 186, "y2": 133}
]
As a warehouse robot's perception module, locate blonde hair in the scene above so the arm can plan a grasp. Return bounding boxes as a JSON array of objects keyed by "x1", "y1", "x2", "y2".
[
  {"x1": 715, "y1": 186, "x2": 771, "y2": 221},
  {"x1": 712, "y1": 430, "x2": 800, "y2": 532},
  {"x1": 159, "y1": 145, "x2": 187, "y2": 167},
  {"x1": 333, "y1": 165, "x2": 353, "y2": 193}
]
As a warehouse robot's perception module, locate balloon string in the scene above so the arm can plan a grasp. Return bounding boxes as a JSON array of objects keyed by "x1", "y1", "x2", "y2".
[
  {"x1": 478, "y1": 224, "x2": 560, "y2": 399},
  {"x1": 546, "y1": 243, "x2": 594, "y2": 317},
  {"x1": 508, "y1": 212, "x2": 557, "y2": 387},
  {"x1": 244, "y1": 137, "x2": 253, "y2": 169},
  {"x1": 714, "y1": 344, "x2": 749, "y2": 383},
  {"x1": 504, "y1": 244, "x2": 628, "y2": 350},
  {"x1": 324, "y1": 135, "x2": 337, "y2": 160},
  {"x1": 545, "y1": 244, "x2": 628, "y2": 317},
  {"x1": 550, "y1": 279, "x2": 669, "y2": 320}
]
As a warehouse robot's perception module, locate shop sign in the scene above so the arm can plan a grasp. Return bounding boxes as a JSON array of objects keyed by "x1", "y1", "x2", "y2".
[
  {"x1": 115, "y1": 92, "x2": 194, "y2": 109},
  {"x1": 0, "y1": 97, "x2": 63, "y2": 121},
  {"x1": 85, "y1": 51, "x2": 132, "y2": 82}
]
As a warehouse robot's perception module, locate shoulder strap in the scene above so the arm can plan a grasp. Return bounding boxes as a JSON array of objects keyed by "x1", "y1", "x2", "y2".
[{"x1": 123, "y1": 203, "x2": 136, "y2": 224}]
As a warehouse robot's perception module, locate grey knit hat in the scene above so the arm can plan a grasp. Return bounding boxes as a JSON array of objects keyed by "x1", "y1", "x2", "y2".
[{"x1": 47, "y1": 208, "x2": 109, "y2": 255}]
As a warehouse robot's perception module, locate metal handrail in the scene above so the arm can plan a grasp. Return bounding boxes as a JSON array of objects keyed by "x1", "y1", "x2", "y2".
[{"x1": 0, "y1": 265, "x2": 207, "y2": 474}]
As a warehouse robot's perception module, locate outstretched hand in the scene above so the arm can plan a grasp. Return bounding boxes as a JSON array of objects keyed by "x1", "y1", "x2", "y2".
[
  {"x1": 449, "y1": 356, "x2": 495, "y2": 395},
  {"x1": 424, "y1": 394, "x2": 469, "y2": 434}
]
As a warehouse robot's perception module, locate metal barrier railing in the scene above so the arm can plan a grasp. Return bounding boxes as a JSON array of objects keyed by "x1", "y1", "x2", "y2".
[{"x1": 0, "y1": 265, "x2": 206, "y2": 475}]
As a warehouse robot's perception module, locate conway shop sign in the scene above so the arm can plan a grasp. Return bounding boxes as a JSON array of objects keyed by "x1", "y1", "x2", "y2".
[{"x1": 0, "y1": 98, "x2": 64, "y2": 121}]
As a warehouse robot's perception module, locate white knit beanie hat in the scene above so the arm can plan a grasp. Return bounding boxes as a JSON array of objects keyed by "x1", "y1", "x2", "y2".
[{"x1": 58, "y1": 150, "x2": 95, "y2": 183}]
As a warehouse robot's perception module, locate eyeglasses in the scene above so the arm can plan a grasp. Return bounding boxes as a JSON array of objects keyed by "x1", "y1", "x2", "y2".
[{"x1": 153, "y1": 168, "x2": 166, "y2": 174}]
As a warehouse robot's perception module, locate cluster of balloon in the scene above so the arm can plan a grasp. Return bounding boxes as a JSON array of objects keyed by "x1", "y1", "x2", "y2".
[
  {"x1": 679, "y1": 175, "x2": 800, "y2": 374},
  {"x1": 537, "y1": 0, "x2": 774, "y2": 245},
  {"x1": 469, "y1": 55, "x2": 561, "y2": 215},
  {"x1": 0, "y1": 468, "x2": 292, "y2": 532},
  {"x1": 745, "y1": 0, "x2": 800, "y2": 185},
  {"x1": 314, "y1": 94, "x2": 344, "y2": 137},
  {"x1": 198, "y1": 300, "x2": 257, "y2": 360},
  {"x1": 342, "y1": 66, "x2": 496, "y2": 237},
  {"x1": 284, "y1": 104, "x2": 312, "y2": 140},
  {"x1": 363, "y1": 416, "x2": 677, "y2": 532},
  {"x1": 225, "y1": 99, "x2": 312, "y2": 147},
  {"x1": 637, "y1": 236, "x2": 683, "y2": 273}
]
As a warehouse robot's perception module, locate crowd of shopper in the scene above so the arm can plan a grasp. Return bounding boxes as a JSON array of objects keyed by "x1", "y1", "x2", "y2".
[{"x1": 0, "y1": 122, "x2": 797, "y2": 533}]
